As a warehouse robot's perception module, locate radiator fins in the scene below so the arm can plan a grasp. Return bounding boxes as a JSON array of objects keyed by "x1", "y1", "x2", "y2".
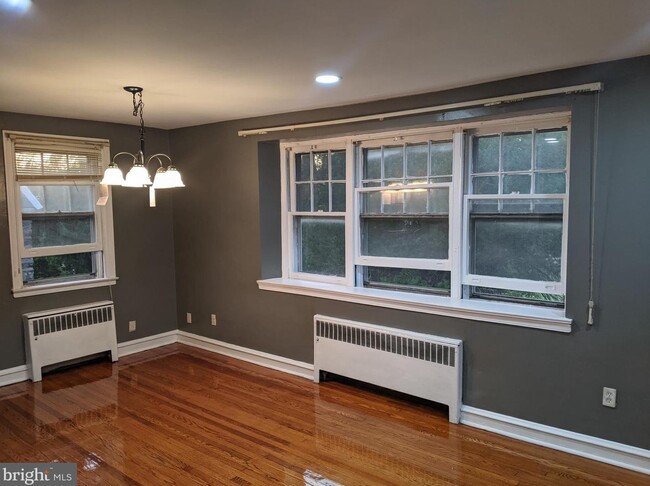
[
  {"x1": 31, "y1": 305, "x2": 113, "y2": 337},
  {"x1": 316, "y1": 319, "x2": 455, "y2": 367}
]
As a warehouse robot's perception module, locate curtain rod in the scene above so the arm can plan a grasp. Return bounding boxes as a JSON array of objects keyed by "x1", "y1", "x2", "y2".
[{"x1": 238, "y1": 82, "x2": 603, "y2": 137}]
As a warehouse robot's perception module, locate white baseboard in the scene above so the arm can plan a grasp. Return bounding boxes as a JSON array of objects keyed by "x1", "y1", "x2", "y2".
[
  {"x1": 461, "y1": 405, "x2": 650, "y2": 475},
  {"x1": 177, "y1": 330, "x2": 314, "y2": 380},
  {"x1": 117, "y1": 330, "x2": 179, "y2": 357},
  {"x1": 0, "y1": 364, "x2": 30, "y2": 388}
]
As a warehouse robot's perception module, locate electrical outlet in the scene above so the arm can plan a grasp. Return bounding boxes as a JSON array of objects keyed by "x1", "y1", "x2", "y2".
[
  {"x1": 602, "y1": 387, "x2": 617, "y2": 408},
  {"x1": 128, "y1": 320, "x2": 136, "y2": 332},
  {"x1": 211, "y1": 314, "x2": 217, "y2": 326},
  {"x1": 186, "y1": 313, "x2": 192, "y2": 324}
]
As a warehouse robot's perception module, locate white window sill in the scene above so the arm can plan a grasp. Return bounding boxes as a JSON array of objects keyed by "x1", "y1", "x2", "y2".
[
  {"x1": 13, "y1": 277, "x2": 118, "y2": 298},
  {"x1": 257, "y1": 278, "x2": 572, "y2": 333}
]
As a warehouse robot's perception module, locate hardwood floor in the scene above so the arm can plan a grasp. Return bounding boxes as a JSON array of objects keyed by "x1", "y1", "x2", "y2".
[{"x1": 0, "y1": 344, "x2": 645, "y2": 485}]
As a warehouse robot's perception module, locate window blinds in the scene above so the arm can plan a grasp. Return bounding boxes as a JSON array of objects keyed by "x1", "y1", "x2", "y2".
[{"x1": 8, "y1": 133, "x2": 107, "y2": 181}]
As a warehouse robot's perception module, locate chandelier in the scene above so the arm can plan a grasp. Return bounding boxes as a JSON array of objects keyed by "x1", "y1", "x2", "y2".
[{"x1": 101, "y1": 86, "x2": 184, "y2": 206}]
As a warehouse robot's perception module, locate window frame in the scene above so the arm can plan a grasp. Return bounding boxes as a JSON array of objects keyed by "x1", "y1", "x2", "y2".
[
  {"x1": 3, "y1": 131, "x2": 117, "y2": 297},
  {"x1": 274, "y1": 112, "x2": 572, "y2": 331},
  {"x1": 354, "y1": 132, "x2": 455, "y2": 268},
  {"x1": 282, "y1": 140, "x2": 352, "y2": 285},
  {"x1": 461, "y1": 120, "x2": 570, "y2": 298}
]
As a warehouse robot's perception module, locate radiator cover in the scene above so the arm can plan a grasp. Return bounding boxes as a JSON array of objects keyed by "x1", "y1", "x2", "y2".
[
  {"x1": 314, "y1": 314, "x2": 463, "y2": 423},
  {"x1": 23, "y1": 301, "x2": 118, "y2": 382}
]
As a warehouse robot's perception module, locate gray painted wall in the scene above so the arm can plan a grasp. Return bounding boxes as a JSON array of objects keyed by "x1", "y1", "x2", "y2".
[
  {"x1": 0, "y1": 112, "x2": 178, "y2": 370},
  {"x1": 170, "y1": 56, "x2": 650, "y2": 449}
]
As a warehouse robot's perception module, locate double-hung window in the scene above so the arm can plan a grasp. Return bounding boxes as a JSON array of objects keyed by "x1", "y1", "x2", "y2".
[
  {"x1": 356, "y1": 133, "x2": 454, "y2": 295},
  {"x1": 286, "y1": 143, "x2": 348, "y2": 283},
  {"x1": 463, "y1": 122, "x2": 568, "y2": 305},
  {"x1": 274, "y1": 113, "x2": 571, "y2": 329},
  {"x1": 3, "y1": 131, "x2": 116, "y2": 296}
]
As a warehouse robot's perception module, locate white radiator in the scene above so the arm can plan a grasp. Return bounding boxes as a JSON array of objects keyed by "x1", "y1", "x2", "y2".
[
  {"x1": 23, "y1": 301, "x2": 118, "y2": 382},
  {"x1": 314, "y1": 315, "x2": 463, "y2": 423}
]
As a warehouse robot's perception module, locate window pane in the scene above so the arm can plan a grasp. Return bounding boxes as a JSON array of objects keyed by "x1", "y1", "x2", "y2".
[
  {"x1": 536, "y1": 129, "x2": 567, "y2": 170},
  {"x1": 296, "y1": 154, "x2": 311, "y2": 181},
  {"x1": 503, "y1": 174, "x2": 531, "y2": 194},
  {"x1": 362, "y1": 218, "x2": 449, "y2": 259},
  {"x1": 364, "y1": 148, "x2": 381, "y2": 179},
  {"x1": 428, "y1": 187, "x2": 449, "y2": 214},
  {"x1": 383, "y1": 146, "x2": 403, "y2": 179},
  {"x1": 406, "y1": 144, "x2": 428, "y2": 178},
  {"x1": 296, "y1": 183, "x2": 311, "y2": 211},
  {"x1": 535, "y1": 172, "x2": 566, "y2": 194},
  {"x1": 313, "y1": 152, "x2": 328, "y2": 180},
  {"x1": 20, "y1": 185, "x2": 94, "y2": 214},
  {"x1": 331, "y1": 150, "x2": 346, "y2": 180},
  {"x1": 332, "y1": 183, "x2": 346, "y2": 212},
  {"x1": 405, "y1": 190, "x2": 427, "y2": 213},
  {"x1": 502, "y1": 132, "x2": 532, "y2": 171},
  {"x1": 363, "y1": 188, "x2": 448, "y2": 216},
  {"x1": 472, "y1": 286, "x2": 564, "y2": 306},
  {"x1": 23, "y1": 216, "x2": 95, "y2": 248},
  {"x1": 363, "y1": 191, "x2": 382, "y2": 214},
  {"x1": 472, "y1": 176, "x2": 498, "y2": 194},
  {"x1": 471, "y1": 217, "x2": 563, "y2": 281},
  {"x1": 430, "y1": 141, "x2": 453, "y2": 177},
  {"x1": 364, "y1": 267, "x2": 450, "y2": 293},
  {"x1": 298, "y1": 217, "x2": 345, "y2": 276},
  {"x1": 22, "y1": 252, "x2": 96, "y2": 285},
  {"x1": 313, "y1": 183, "x2": 329, "y2": 211},
  {"x1": 473, "y1": 135, "x2": 499, "y2": 173},
  {"x1": 382, "y1": 188, "x2": 403, "y2": 214}
]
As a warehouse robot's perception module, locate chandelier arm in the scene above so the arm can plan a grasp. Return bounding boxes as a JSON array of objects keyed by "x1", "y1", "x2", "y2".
[
  {"x1": 111, "y1": 152, "x2": 138, "y2": 166},
  {"x1": 147, "y1": 153, "x2": 173, "y2": 167}
]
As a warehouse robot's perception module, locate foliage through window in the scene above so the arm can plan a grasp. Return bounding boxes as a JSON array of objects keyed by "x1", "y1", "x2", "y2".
[{"x1": 280, "y1": 114, "x2": 570, "y2": 309}]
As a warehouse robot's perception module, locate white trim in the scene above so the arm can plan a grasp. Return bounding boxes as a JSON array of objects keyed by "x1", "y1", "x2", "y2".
[
  {"x1": 258, "y1": 278, "x2": 571, "y2": 332},
  {"x1": 0, "y1": 365, "x2": 30, "y2": 388},
  {"x1": 177, "y1": 331, "x2": 314, "y2": 380},
  {"x1": 12, "y1": 277, "x2": 118, "y2": 298},
  {"x1": 461, "y1": 405, "x2": 650, "y2": 475},
  {"x1": 117, "y1": 330, "x2": 179, "y2": 358},
  {"x1": 3, "y1": 131, "x2": 117, "y2": 297},
  {"x1": 238, "y1": 84, "x2": 596, "y2": 136}
]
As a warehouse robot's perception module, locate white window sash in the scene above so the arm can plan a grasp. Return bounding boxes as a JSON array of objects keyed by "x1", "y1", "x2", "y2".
[
  {"x1": 355, "y1": 256, "x2": 450, "y2": 271},
  {"x1": 282, "y1": 142, "x2": 349, "y2": 284},
  {"x1": 462, "y1": 274, "x2": 565, "y2": 295},
  {"x1": 3, "y1": 131, "x2": 116, "y2": 295}
]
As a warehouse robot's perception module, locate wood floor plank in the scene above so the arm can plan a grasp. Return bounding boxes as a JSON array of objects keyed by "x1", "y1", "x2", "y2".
[{"x1": 0, "y1": 343, "x2": 646, "y2": 485}]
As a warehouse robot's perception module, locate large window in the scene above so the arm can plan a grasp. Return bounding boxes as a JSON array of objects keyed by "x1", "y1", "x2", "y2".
[
  {"x1": 275, "y1": 113, "x2": 571, "y2": 326},
  {"x1": 356, "y1": 134, "x2": 453, "y2": 295},
  {"x1": 3, "y1": 131, "x2": 116, "y2": 296}
]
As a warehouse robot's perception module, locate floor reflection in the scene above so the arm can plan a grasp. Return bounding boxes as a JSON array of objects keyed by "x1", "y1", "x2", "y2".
[{"x1": 0, "y1": 344, "x2": 645, "y2": 485}]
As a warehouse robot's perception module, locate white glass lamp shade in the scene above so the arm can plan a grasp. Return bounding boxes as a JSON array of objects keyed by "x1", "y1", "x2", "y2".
[
  {"x1": 100, "y1": 164, "x2": 125, "y2": 185},
  {"x1": 122, "y1": 164, "x2": 152, "y2": 187},
  {"x1": 165, "y1": 166, "x2": 185, "y2": 188},
  {"x1": 152, "y1": 167, "x2": 173, "y2": 189}
]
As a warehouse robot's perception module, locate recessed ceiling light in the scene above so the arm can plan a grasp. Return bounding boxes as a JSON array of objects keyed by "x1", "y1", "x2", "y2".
[
  {"x1": 0, "y1": 0, "x2": 31, "y2": 14},
  {"x1": 315, "y1": 74, "x2": 341, "y2": 85}
]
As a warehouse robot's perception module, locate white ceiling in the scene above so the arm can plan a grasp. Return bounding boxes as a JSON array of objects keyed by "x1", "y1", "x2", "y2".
[{"x1": 1, "y1": 0, "x2": 650, "y2": 129}]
